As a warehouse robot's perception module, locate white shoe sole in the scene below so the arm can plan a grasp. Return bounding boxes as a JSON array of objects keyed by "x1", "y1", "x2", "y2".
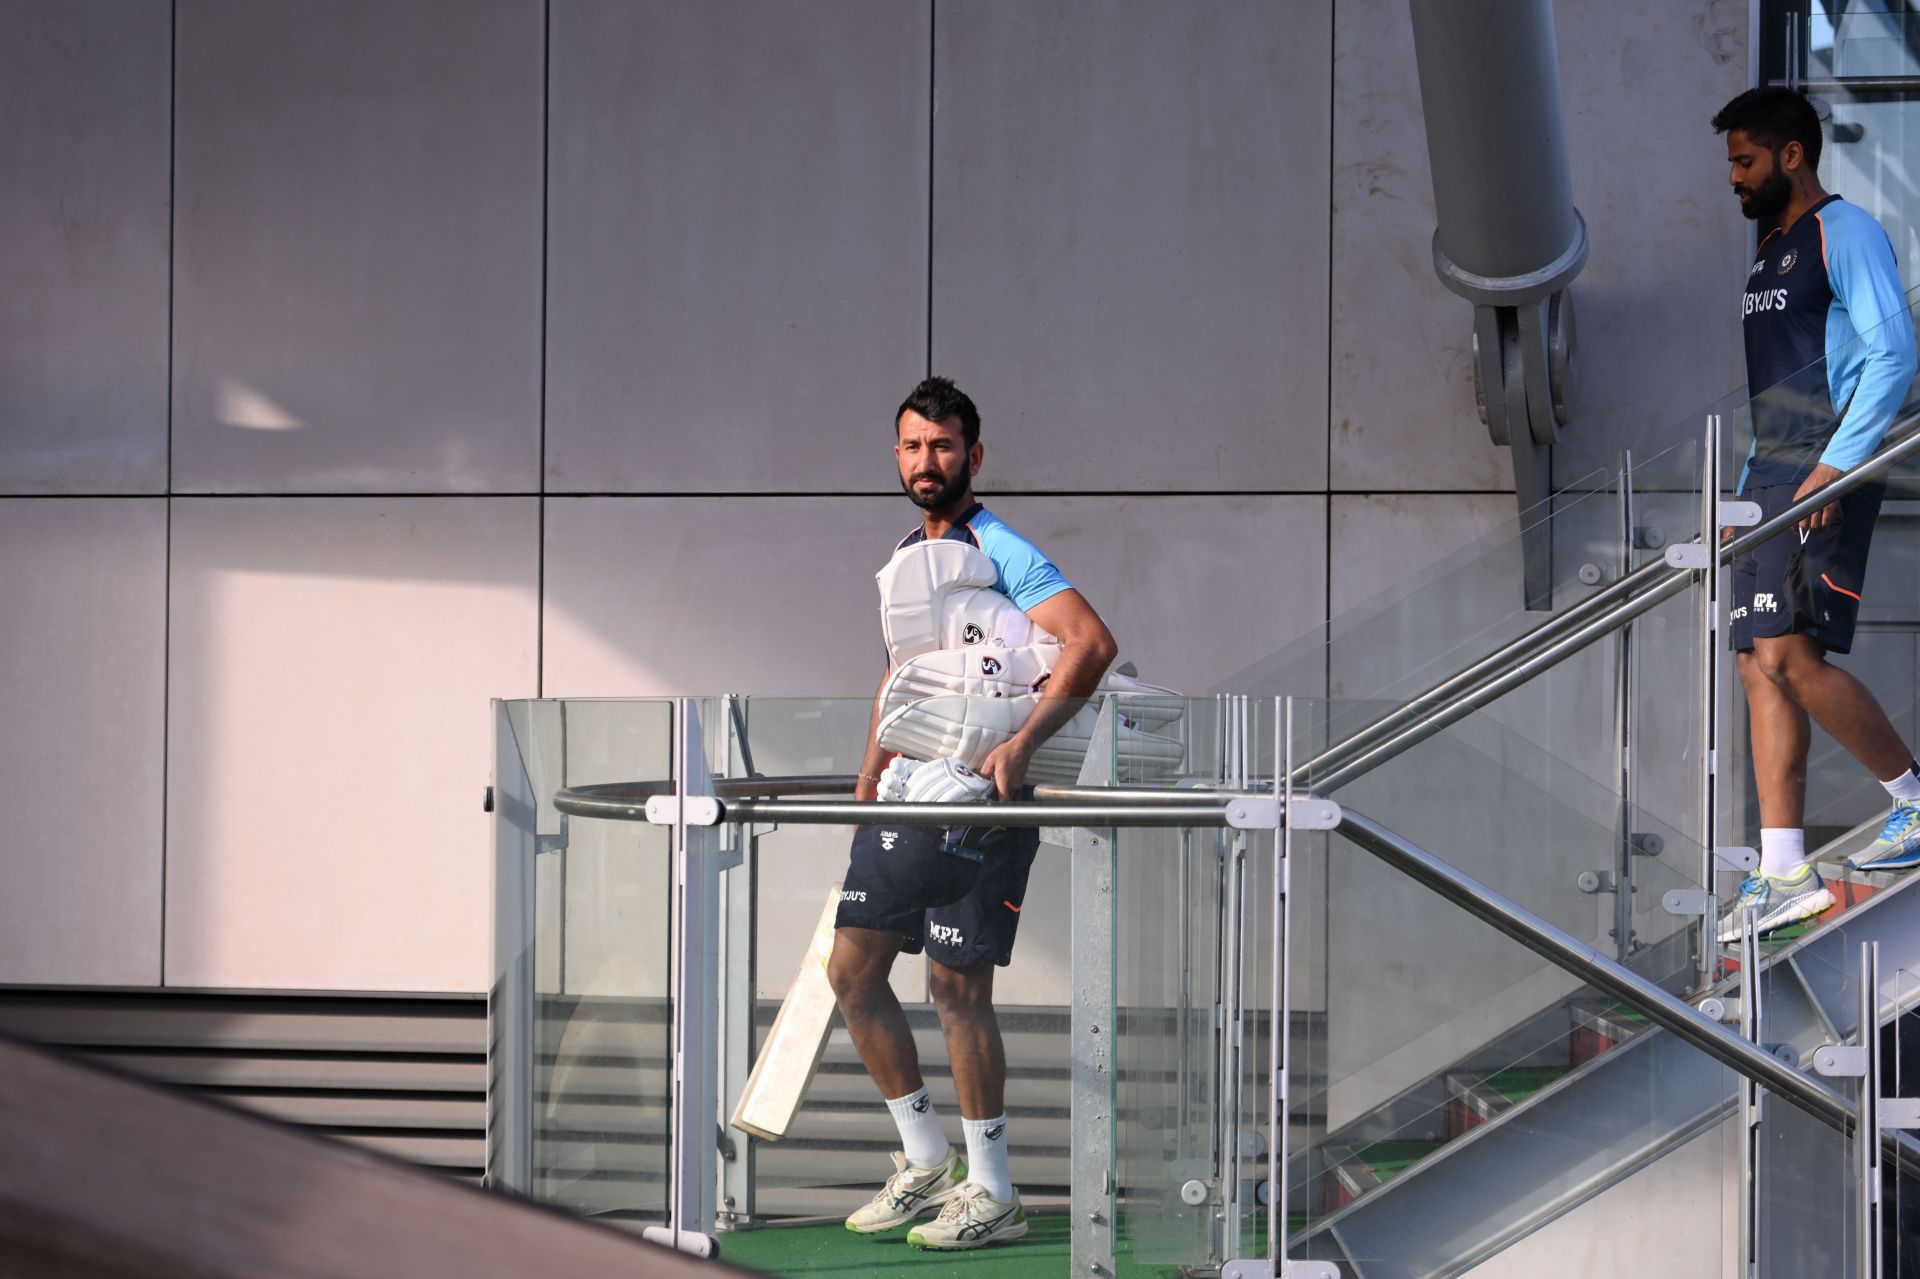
[
  {"x1": 1718, "y1": 887, "x2": 1835, "y2": 944},
  {"x1": 908, "y1": 1218, "x2": 1029, "y2": 1251}
]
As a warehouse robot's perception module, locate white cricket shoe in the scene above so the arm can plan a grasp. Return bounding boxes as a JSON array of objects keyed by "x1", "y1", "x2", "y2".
[
  {"x1": 906, "y1": 1181, "x2": 1029, "y2": 1251},
  {"x1": 844, "y1": 1149, "x2": 968, "y2": 1234}
]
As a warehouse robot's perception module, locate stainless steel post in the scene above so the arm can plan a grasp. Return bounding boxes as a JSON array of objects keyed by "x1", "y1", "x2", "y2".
[
  {"x1": 1698, "y1": 415, "x2": 1725, "y2": 993},
  {"x1": 1270, "y1": 697, "x2": 1294, "y2": 1269},
  {"x1": 1069, "y1": 703, "x2": 1121, "y2": 1279},
  {"x1": 715, "y1": 696, "x2": 756, "y2": 1228},
  {"x1": 663, "y1": 699, "x2": 720, "y2": 1254},
  {"x1": 1740, "y1": 901, "x2": 1761, "y2": 1278},
  {"x1": 1860, "y1": 941, "x2": 1883, "y2": 1279},
  {"x1": 1612, "y1": 454, "x2": 1638, "y2": 961}
]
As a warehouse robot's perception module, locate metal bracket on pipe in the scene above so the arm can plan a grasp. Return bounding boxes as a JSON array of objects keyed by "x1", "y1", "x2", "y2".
[
  {"x1": 1221, "y1": 1262, "x2": 1341, "y2": 1279},
  {"x1": 1279, "y1": 796, "x2": 1342, "y2": 831},
  {"x1": 1813, "y1": 1045, "x2": 1869, "y2": 1078},
  {"x1": 1663, "y1": 543, "x2": 1713, "y2": 570},
  {"x1": 1721, "y1": 500, "x2": 1762, "y2": 527},
  {"x1": 1716, "y1": 846, "x2": 1758, "y2": 873},
  {"x1": 644, "y1": 796, "x2": 722, "y2": 827},
  {"x1": 1696, "y1": 995, "x2": 1740, "y2": 1023},
  {"x1": 1882, "y1": 1098, "x2": 1920, "y2": 1131},
  {"x1": 1576, "y1": 869, "x2": 1615, "y2": 895},
  {"x1": 1226, "y1": 798, "x2": 1281, "y2": 831},
  {"x1": 1663, "y1": 888, "x2": 1717, "y2": 917}
]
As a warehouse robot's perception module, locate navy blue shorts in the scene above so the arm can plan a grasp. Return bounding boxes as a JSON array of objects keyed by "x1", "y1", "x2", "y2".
[
  {"x1": 834, "y1": 820, "x2": 1039, "y2": 971},
  {"x1": 1730, "y1": 480, "x2": 1883, "y2": 656}
]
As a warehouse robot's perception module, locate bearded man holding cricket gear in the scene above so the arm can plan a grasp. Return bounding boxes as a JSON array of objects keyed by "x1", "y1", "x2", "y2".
[{"x1": 824, "y1": 376, "x2": 1121, "y2": 1251}]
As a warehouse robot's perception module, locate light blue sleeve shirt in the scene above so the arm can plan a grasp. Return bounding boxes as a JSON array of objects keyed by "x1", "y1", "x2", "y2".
[
  {"x1": 1817, "y1": 200, "x2": 1919, "y2": 471},
  {"x1": 965, "y1": 507, "x2": 1074, "y2": 612}
]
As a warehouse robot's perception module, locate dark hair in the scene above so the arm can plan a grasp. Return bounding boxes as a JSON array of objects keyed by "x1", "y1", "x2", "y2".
[
  {"x1": 895, "y1": 376, "x2": 980, "y2": 448},
  {"x1": 1712, "y1": 87, "x2": 1823, "y2": 173}
]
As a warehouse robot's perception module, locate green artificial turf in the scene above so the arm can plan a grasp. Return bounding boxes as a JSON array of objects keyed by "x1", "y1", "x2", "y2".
[
  {"x1": 1482, "y1": 1066, "x2": 1568, "y2": 1105},
  {"x1": 717, "y1": 1213, "x2": 1188, "y2": 1279}
]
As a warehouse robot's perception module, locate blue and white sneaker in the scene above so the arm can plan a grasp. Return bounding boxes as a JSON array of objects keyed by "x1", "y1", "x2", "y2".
[
  {"x1": 1846, "y1": 799, "x2": 1920, "y2": 874},
  {"x1": 1716, "y1": 864, "x2": 1835, "y2": 943}
]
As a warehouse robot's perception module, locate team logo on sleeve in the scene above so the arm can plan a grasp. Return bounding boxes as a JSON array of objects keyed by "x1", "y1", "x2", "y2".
[{"x1": 1777, "y1": 248, "x2": 1798, "y2": 274}]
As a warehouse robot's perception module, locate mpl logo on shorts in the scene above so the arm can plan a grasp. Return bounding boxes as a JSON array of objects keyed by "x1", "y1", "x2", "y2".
[
  {"x1": 929, "y1": 923, "x2": 965, "y2": 946},
  {"x1": 880, "y1": 831, "x2": 898, "y2": 851},
  {"x1": 1754, "y1": 593, "x2": 1779, "y2": 613}
]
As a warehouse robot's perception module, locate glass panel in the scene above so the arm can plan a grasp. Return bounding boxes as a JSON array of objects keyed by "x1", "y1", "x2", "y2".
[
  {"x1": 505, "y1": 697, "x2": 677, "y2": 1228},
  {"x1": 1285, "y1": 697, "x2": 1730, "y2": 1275}
]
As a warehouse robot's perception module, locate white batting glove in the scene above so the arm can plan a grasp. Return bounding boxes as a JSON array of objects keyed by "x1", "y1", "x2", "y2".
[
  {"x1": 876, "y1": 756, "x2": 919, "y2": 802},
  {"x1": 902, "y1": 756, "x2": 995, "y2": 804}
]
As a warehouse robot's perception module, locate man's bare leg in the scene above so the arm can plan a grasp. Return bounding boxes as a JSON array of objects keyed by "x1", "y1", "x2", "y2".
[
  {"x1": 826, "y1": 926, "x2": 921, "y2": 1098},
  {"x1": 930, "y1": 957, "x2": 1017, "y2": 1204},
  {"x1": 1749, "y1": 634, "x2": 1912, "y2": 783},
  {"x1": 1738, "y1": 649, "x2": 1812, "y2": 831},
  {"x1": 929, "y1": 959, "x2": 1006, "y2": 1118}
]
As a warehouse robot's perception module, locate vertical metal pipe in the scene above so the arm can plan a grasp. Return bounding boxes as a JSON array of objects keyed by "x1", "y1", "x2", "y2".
[
  {"x1": 1698, "y1": 416, "x2": 1725, "y2": 992},
  {"x1": 1269, "y1": 696, "x2": 1294, "y2": 1268},
  {"x1": 1613, "y1": 455, "x2": 1638, "y2": 961},
  {"x1": 1860, "y1": 941, "x2": 1883, "y2": 1279},
  {"x1": 1408, "y1": 0, "x2": 1584, "y2": 292},
  {"x1": 1740, "y1": 901, "x2": 1761, "y2": 1277}
]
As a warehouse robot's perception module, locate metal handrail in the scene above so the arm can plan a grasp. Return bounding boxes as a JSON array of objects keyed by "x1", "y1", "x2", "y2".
[
  {"x1": 552, "y1": 761, "x2": 1904, "y2": 1161},
  {"x1": 1301, "y1": 407, "x2": 1920, "y2": 791},
  {"x1": 551, "y1": 777, "x2": 1260, "y2": 822}
]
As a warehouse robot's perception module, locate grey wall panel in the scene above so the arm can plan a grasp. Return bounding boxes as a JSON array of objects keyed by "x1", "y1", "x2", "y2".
[
  {"x1": 541, "y1": 497, "x2": 901, "y2": 698},
  {"x1": 1331, "y1": 0, "x2": 1749, "y2": 492},
  {"x1": 983, "y1": 495, "x2": 1329, "y2": 693},
  {"x1": 1549, "y1": 0, "x2": 1750, "y2": 480},
  {"x1": 166, "y1": 497, "x2": 540, "y2": 992},
  {"x1": 544, "y1": 0, "x2": 930, "y2": 494},
  {"x1": 0, "y1": 2, "x2": 170, "y2": 495},
  {"x1": 170, "y1": 1, "x2": 543, "y2": 494},
  {"x1": 1328, "y1": 494, "x2": 1516, "y2": 617},
  {"x1": 0, "y1": 500, "x2": 166, "y2": 984},
  {"x1": 1329, "y1": 0, "x2": 1505, "y2": 493},
  {"x1": 933, "y1": 1, "x2": 1331, "y2": 492}
]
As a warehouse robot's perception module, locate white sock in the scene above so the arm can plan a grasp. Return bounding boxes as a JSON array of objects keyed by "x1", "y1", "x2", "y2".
[
  {"x1": 1882, "y1": 762, "x2": 1920, "y2": 804},
  {"x1": 886, "y1": 1088, "x2": 949, "y2": 1170},
  {"x1": 962, "y1": 1113, "x2": 1013, "y2": 1200},
  {"x1": 1760, "y1": 827, "x2": 1807, "y2": 878}
]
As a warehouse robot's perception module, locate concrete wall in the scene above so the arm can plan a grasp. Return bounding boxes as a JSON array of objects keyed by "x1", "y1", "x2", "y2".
[{"x1": 0, "y1": 0, "x2": 1749, "y2": 995}]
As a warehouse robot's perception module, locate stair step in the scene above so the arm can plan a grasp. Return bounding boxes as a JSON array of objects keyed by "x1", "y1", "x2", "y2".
[{"x1": 1444, "y1": 1066, "x2": 1570, "y2": 1138}]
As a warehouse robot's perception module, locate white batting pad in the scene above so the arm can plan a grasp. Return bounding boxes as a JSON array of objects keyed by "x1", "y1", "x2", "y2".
[
  {"x1": 878, "y1": 645, "x2": 1185, "y2": 732},
  {"x1": 877, "y1": 694, "x2": 1186, "y2": 784},
  {"x1": 876, "y1": 540, "x2": 1052, "y2": 664},
  {"x1": 901, "y1": 756, "x2": 996, "y2": 803}
]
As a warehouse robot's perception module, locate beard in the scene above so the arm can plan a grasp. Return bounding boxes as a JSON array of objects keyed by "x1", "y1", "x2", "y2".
[
  {"x1": 1736, "y1": 167, "x2": 1792, "y2": 221},
  {"x1": 901, "y1": 465, "x2": 971, "y2": 511}
]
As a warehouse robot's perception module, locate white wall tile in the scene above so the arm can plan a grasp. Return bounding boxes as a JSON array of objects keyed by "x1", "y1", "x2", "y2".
[
  {"x1": 933, "y1": 1, "x2": 1331, "y2": 492},
  {"x1": 0, "y1": 500, "x2": 166, "y2": 984},
  {"x1": 166, "y1": 497, "x2": 539, "y2": 991},
  {"x1": 544, "y1": 0, "x2": 930, "y2": 494},
  {"x1": 170, "y1": 0, "x2": 543, "y2": 493},
  {"x1": 0, "y1": 2, "x2": 169, "y2": 494}
]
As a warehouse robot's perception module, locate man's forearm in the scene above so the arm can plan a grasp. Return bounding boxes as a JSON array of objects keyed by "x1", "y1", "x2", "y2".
[
  {"x1": 856, "y1": 675, "x2": 893, "y2": 801},
  {"x1": 1010, "y1": 640, "x2": 1114, "y2": 752}
]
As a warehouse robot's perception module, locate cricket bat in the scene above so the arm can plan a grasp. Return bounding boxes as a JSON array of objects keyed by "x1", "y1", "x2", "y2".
[{"x1": 729, "y1": 885, "x2": 842, "y2": 1141}]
